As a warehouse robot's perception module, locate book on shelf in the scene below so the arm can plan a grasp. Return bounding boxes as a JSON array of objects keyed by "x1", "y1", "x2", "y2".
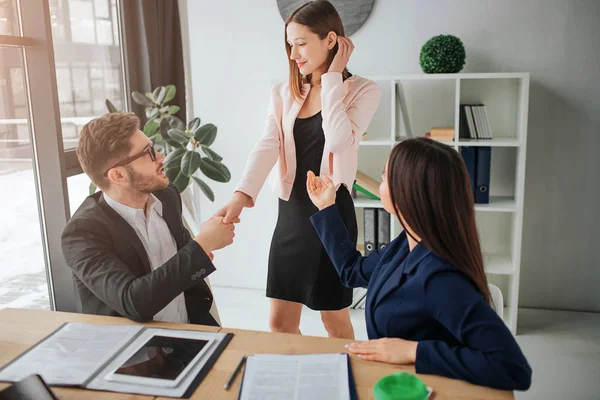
[
  {"x1": 353, "y1": 183, "x2": 380, "y2": 200},
  {"x1": 354, "y1": 171, "x2": 381, "y2": 200},
  {"x1": 459, "y1": 104, "x2": 493, "y2": 139},
  {"x1": 425, "y1": 127, "x2": 454, "y2": 142}
]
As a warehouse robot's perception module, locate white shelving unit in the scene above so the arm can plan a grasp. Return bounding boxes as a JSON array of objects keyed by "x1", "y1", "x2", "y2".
[{"x1": 354, "y1": 73, "x2": 529, "y2": 334}]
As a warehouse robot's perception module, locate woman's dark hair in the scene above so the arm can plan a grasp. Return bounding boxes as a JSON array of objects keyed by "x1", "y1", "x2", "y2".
[
  {"x1": 285, "y1": 0, "x2": 351, "y2": 102},
  {"x1": 388, "y1": 137, "x2": 492, "y2": 305}
]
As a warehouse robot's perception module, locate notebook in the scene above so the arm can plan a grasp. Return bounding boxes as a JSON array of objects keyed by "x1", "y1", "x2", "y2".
[
  {"x1": 0, "y1": 322, "x2": 232, "y2": 398},
  {"x1": 237, "y1": 353, "x2": 357, "y2": 400}
]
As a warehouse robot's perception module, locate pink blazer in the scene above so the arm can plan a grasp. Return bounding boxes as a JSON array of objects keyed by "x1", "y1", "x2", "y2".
[{"x1": 235, "y1": 72, "x2": 381, "y2": 206}]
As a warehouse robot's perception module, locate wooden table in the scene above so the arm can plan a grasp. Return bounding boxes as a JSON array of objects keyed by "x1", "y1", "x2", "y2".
[{"x1": 0, "y1": 309, "x2": 513, "y2": 399}]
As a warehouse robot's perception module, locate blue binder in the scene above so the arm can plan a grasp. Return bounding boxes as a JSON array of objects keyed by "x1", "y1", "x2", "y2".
[
  {"x1": 475, "y1": 147, "x2": 491, "y2": 204},
  {"x1": 460, "y1": 147, "x2": 476, "y2": 199}
]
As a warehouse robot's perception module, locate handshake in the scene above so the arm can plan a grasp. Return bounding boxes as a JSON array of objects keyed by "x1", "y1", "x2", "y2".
[
  {"x1": 192, "y1": 191, "x2": 252, "y2": 260},
  {"x1": 195, "y1": 170, "x2": 333, "y2": 261}
]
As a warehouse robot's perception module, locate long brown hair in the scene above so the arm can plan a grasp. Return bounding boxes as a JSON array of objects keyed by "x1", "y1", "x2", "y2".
[
  {"x1": 387, "y1": 138, "x2": 492, "y2": 305},
  {"x1": 285, "y1": 0, "x2": 352, "y2": 103}
]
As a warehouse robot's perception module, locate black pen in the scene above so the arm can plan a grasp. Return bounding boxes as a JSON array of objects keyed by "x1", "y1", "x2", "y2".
[{"x1": 224, "y1": 355, "x2": 247, "y2": 390}]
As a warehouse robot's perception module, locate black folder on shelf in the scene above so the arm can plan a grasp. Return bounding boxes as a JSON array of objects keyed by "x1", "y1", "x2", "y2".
[
  {"x1": 377, "y1": 209, "x2": 391, "y2": 250},
  {"x1": 364, "y1": 208, "x2": 377, "y2": 256},
  {"x1": 475, "y1": 147, "x2": 491, "y2": 204}
]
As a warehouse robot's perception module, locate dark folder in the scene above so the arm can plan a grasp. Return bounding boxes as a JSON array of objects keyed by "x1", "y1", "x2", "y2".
[
  {"x1": 460, "y1": 146, "x2": 476, "y2": 198},
  {"x1": 376, "y1": 209, "x2": 391, "y2": 250},
  {"x1": 475, "y1": 147, "x2": 491, "y2": 204},
  {"x1": 459, "y1": 105, "x2": 472, "y2": 139},
  {"x1": 363, "y1": 208, "x2": 377, "y2": 256}
]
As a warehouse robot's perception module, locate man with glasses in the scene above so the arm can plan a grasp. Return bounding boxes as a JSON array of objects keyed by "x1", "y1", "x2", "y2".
[{"x1": 62, "y1": 112, "x2": 234, "y2": 326}]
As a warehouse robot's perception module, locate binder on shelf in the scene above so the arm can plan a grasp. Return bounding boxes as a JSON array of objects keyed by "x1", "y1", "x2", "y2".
[
  {"x1": 475, "y1": 147, "x2": 491, "y2": 204},
  {"x1": 473, "y1": 105, "x2": 489, "y2": 139},
  {"x1": 376, "y1": 209, "x2": 391, "y2": 250},
  {"x1": 460, "y1": 147, "x2": 476, "y2": 198},
  {"x1": 480, "y1": 105, "x2": 493, "y2": 139},
  {"x1": 459, "y1": 105, "x2": 473, "y2": 139},
  {"x1": 363, "y1": 208, "x2": 377, "y2": 256},
  {"x1": 468, "y1": 105, "x2": 480, "y2": 139}
]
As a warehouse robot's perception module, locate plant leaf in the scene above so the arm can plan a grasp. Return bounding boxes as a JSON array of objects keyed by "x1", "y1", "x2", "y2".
[
  {"x1": 132, "y1": 91, "x2": 154, "y2": 107},
  {"x1": 168, "y1": 105, "x2": 180, "y2": 115},
  {"x1": 152, "y1": 87, "x2": 162, "y2": 101},
  {"x1": 199, "y1": 157, "x2": 231, "y2": 182},
  {"x1": 160, "y1": 119, "x2": 185, "y2": 149},
  {"x1": 167, "y1": 128, "x2": 189, "y2": 145},
  {"x1": 89, "y1": 182, "x2": 97, "y2": 195},
  {"x1": 156, "y1": 86, "x2": 167, "y2": 104},
  {"x1": 105, "y1": 99, "x2": 119, "y2": 113},
  {"x1": 165, "y1": 167, "x2": 190, "y2": 193},
  {"x1": 192, "y1": 177, "x2": 215, "y2": 202},
  {"x1": 188, "y1": 117, "x2": 201, "y2": 132},
  {"x1": 200, "y1": 146, "x2": 223, "y2": 162},
  {"x1": 165, "y1": 115, "x2": 185, "y2": 131},
  {"x1": 143, "y1": 119, "x2": 160, "y2": 136},
  {"x1": 163, "y1": 148, "x2": 186, "y2": 168},
  {"x1": 153, "y1": 133, "x2": 164, "y2": 142},
  {"x1": 146, "y1": 107, "x2": 160, "y2": 119},
  {"x1": 181, "y1": 150, "x2": 202, "y2": 177},
  {"x1": 193, "y1": 123, "x2": 217, "y2": 146},
  {"x1": 164, "y1": 85, "x2": 176, "y2": 103}
]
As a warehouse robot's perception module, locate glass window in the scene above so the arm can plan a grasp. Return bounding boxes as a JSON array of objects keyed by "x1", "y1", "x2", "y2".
[
  {"x1": 0, "y1": 47, "x2": 50, "y2": 310},
  {"x1": 50, "y1": 0, "x2": 125, "y2": 150},
  {"x1": 0, "y1": 0, "x2": 19, "y2": 36}
]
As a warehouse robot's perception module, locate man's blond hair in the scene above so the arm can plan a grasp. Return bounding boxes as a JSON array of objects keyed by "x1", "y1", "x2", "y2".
[{"x1": 77, "y1": 113, "x2": 140, "y2": 189}]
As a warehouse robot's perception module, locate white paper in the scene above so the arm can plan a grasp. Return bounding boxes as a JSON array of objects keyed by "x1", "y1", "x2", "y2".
[
  {"x1": 240, "y1": 354, "x2": 350, "y2": 400},
  {"x1": 0, "y1": 323, "x2": 143, "y2": 385}
]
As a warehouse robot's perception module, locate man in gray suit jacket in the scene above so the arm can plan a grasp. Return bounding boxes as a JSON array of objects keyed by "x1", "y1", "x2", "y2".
[{"x1": 62, "y1": 113, "x2": 235, "y2": 326}]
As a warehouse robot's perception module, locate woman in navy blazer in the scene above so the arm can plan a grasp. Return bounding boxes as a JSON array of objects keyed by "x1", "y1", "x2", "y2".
[{"x1": 306, "y1": 137, "x2": 532, "y2": 391}]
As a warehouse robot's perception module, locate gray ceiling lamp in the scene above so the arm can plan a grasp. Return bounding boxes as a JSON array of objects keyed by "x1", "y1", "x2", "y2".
[{"x1": 276, "y1": 0, "x2": 375, "y2": 37}]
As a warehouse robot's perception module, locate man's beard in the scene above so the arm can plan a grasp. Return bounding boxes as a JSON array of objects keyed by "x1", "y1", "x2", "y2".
[{"x1": 124, "y1": 166, "x2": 169, "y2": 194}]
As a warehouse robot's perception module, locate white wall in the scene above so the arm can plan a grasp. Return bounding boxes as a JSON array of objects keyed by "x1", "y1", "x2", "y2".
[{"x1": 186, "y1": 0, "x2": 600, "y2": 312}]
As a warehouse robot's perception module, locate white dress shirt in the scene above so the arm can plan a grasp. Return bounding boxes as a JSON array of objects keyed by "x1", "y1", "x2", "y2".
[{"x1": 104, "y1": 193, "x2": 189, "y2": 323}]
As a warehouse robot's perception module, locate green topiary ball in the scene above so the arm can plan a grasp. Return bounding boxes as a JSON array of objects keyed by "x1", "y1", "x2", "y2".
[{"x1": 420, "y1": 34, "x2": 466, "y2": 74}]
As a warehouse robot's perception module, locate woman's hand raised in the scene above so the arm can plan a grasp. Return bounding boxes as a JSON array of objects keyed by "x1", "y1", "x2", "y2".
[{"x1": 306, "y1": 171, "x2": 336, "y2": 211}]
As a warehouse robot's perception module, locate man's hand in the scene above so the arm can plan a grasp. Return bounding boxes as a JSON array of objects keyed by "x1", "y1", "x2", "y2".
[
  {"x1": 194, "y1": 217, "x2": 236, "y2": 257},
  {"x1": 214, "y1": 191, "x2": 252, "y2": 224}
]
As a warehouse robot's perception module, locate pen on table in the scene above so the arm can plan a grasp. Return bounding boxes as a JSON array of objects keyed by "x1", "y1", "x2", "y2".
[{"x1": 224, "y1": 355, "x2": 247, "y2": 390}]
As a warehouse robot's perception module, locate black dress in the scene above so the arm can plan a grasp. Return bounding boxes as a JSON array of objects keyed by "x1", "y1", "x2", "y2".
[{"x1": 266, "y1": 111, "x2": 357, "y2": 310}]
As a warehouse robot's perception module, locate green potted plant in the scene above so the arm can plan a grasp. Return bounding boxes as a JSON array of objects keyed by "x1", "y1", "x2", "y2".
[
  {"x1": 93, "y1": 84, "x2": 230, "y2": 201},
  {"x1": 419, "y1": 34, "x2": 466, "y2": 74}
]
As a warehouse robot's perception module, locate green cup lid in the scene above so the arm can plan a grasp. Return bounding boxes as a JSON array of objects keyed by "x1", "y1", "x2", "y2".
[{"x1": 372, "y1": 372, "x2": 428, "y2": 400}]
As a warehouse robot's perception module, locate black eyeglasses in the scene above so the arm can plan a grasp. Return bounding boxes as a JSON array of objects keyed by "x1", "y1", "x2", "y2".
[{"x1": 104, "y1": 142, "x2": 157, "y2": 177}]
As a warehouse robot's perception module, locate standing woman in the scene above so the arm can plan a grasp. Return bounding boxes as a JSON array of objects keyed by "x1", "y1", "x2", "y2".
[{"x1": 216, "y1": 0, "x2": 380, "y2": 339}]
